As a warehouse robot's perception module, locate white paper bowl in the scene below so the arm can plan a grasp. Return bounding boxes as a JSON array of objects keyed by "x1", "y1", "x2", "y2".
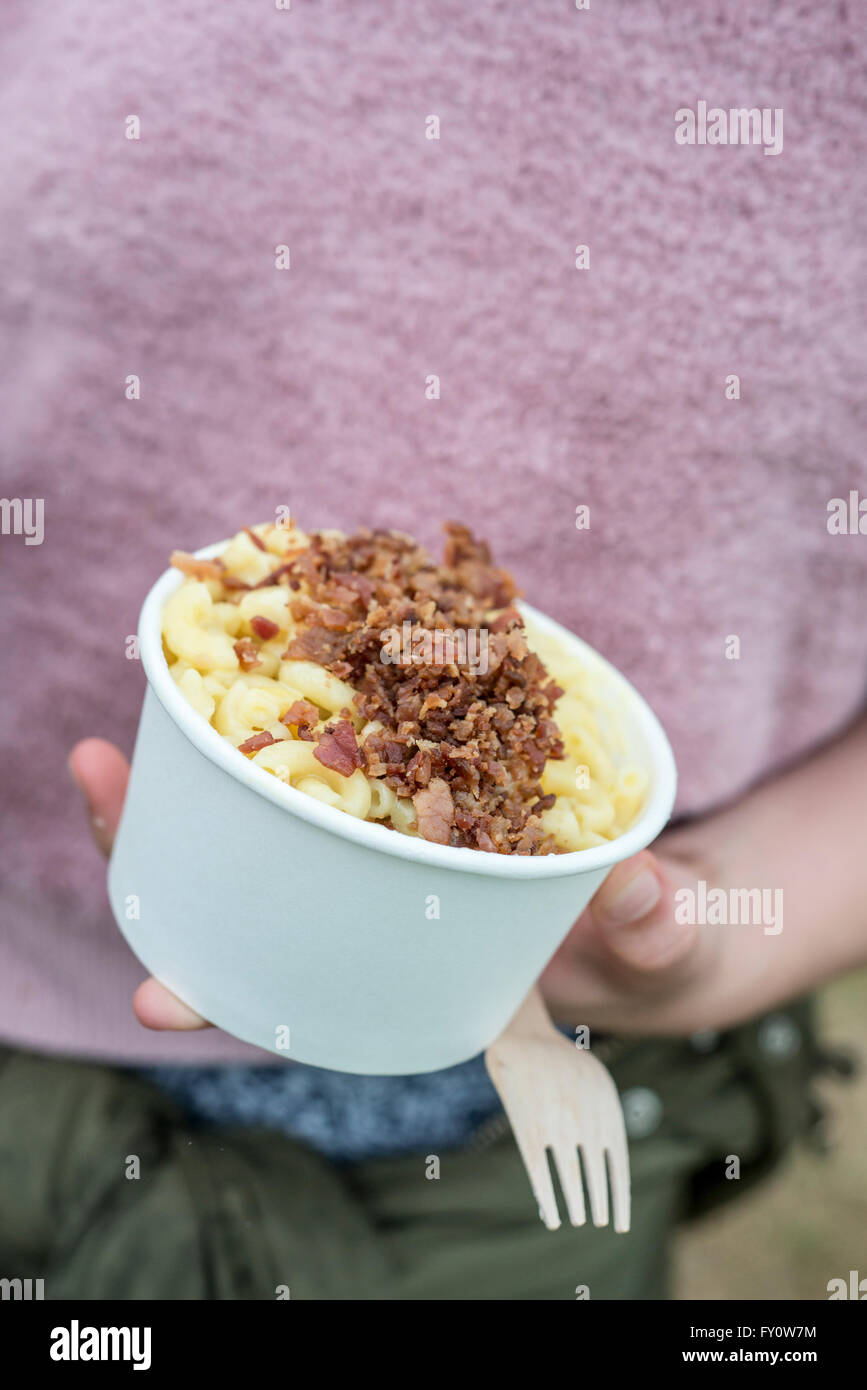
[{"x1": 108, "y1": 544, "x2": 677, "y2": 1074}]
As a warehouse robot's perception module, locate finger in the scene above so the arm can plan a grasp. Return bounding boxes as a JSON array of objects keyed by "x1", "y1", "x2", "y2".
[
  {"x1": 588, "y1": 850, "x2": 698, "y2": 972},
  {"x1": 69, "y1": 738, "x2": 130, "y2": 857},
  {"x1": 133, "y1": 977, "x2": 211, "y2": 1031}
]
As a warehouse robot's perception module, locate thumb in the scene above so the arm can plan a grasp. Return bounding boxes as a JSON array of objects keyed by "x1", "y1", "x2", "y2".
[
  {"x1": 588, "y1": 849, "x2": 698, "y2": 972},
  {"x1": 69, "y1": 738, "x2": 130, "y2": 857}
]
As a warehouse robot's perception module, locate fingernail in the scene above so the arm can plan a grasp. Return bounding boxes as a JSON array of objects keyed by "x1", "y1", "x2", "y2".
[{"x1": 595, "y1": 867, "x2": 662, "y2": 926}]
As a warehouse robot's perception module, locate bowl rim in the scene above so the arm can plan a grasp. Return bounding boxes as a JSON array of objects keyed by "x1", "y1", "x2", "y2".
[{"x1": 138, "y1": 538, "x2": 678, "y2": 880}]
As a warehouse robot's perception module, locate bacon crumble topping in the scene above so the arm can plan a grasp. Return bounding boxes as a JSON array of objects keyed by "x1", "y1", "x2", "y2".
[
  {"x1": 314, "y1": 718, "x2": 363, "y2": 778},
  {"x1": 237, "y1": 730, "x2": 277, "y2": 755},
  {"x1": 233, "y1": 637, "x2": 262, "y2": 672},
  {"x1": 280, "y1": 523, "x2": 565, "y2": 854},
  {"x1": 172, "y1": 523, "x2": 567, "y2": 854},
  {"x1": 169, "y1": 550, "x2": 224, "y2": 582},
  {"x1": 280, "y1": 699, "x2": 320, "y2": 741},
  {"x1": 250, "y1": 615, "x2": 280, "y2": 641}
]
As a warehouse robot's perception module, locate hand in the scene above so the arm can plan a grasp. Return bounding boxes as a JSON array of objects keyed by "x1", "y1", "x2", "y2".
[
  {"x1": 69, "y1": 738, "x2": 211, "y2": 1032},
  {"x1": 538, "y1": 833, "x2": 726, "y2": 1036},
  {"x1": 540, "y1": 713, "x2": 867, "y2": 1036}
]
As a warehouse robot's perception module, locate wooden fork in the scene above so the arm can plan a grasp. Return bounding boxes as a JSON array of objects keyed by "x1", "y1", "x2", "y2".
[{"x1": 484, "y1": 986, "x2": 631, "y2": 1233}]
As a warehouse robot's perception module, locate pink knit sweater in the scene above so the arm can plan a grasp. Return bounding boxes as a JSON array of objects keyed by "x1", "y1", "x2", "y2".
[{"x1": 1, "y1": 1, "x2": 865, "y2": 1062}]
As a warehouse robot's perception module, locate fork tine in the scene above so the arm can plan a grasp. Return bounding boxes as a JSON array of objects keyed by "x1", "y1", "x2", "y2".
[
  {"x1": 607, "y1": 1144, "x2": 631, "y2": 1233},
  {"x1": 552, "y1": 1145, "x2": 587, "y2": 1227},
  {"x1": 516, "y1": 1143, "x2": 561, "y2": 1231},
  {"x1": 580, "y1": 1144, "x2": 610, "y2": 1227}
]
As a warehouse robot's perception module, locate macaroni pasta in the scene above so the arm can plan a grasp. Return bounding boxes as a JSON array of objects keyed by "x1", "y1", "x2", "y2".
[{"x1": 162, "y1": 522, "x2": 648, "y2": 851}]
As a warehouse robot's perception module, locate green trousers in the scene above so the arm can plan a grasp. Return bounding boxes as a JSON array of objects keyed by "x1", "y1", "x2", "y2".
[{"x1": 0, "y1": 1001, "x2": 844, "y2": 1300}]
